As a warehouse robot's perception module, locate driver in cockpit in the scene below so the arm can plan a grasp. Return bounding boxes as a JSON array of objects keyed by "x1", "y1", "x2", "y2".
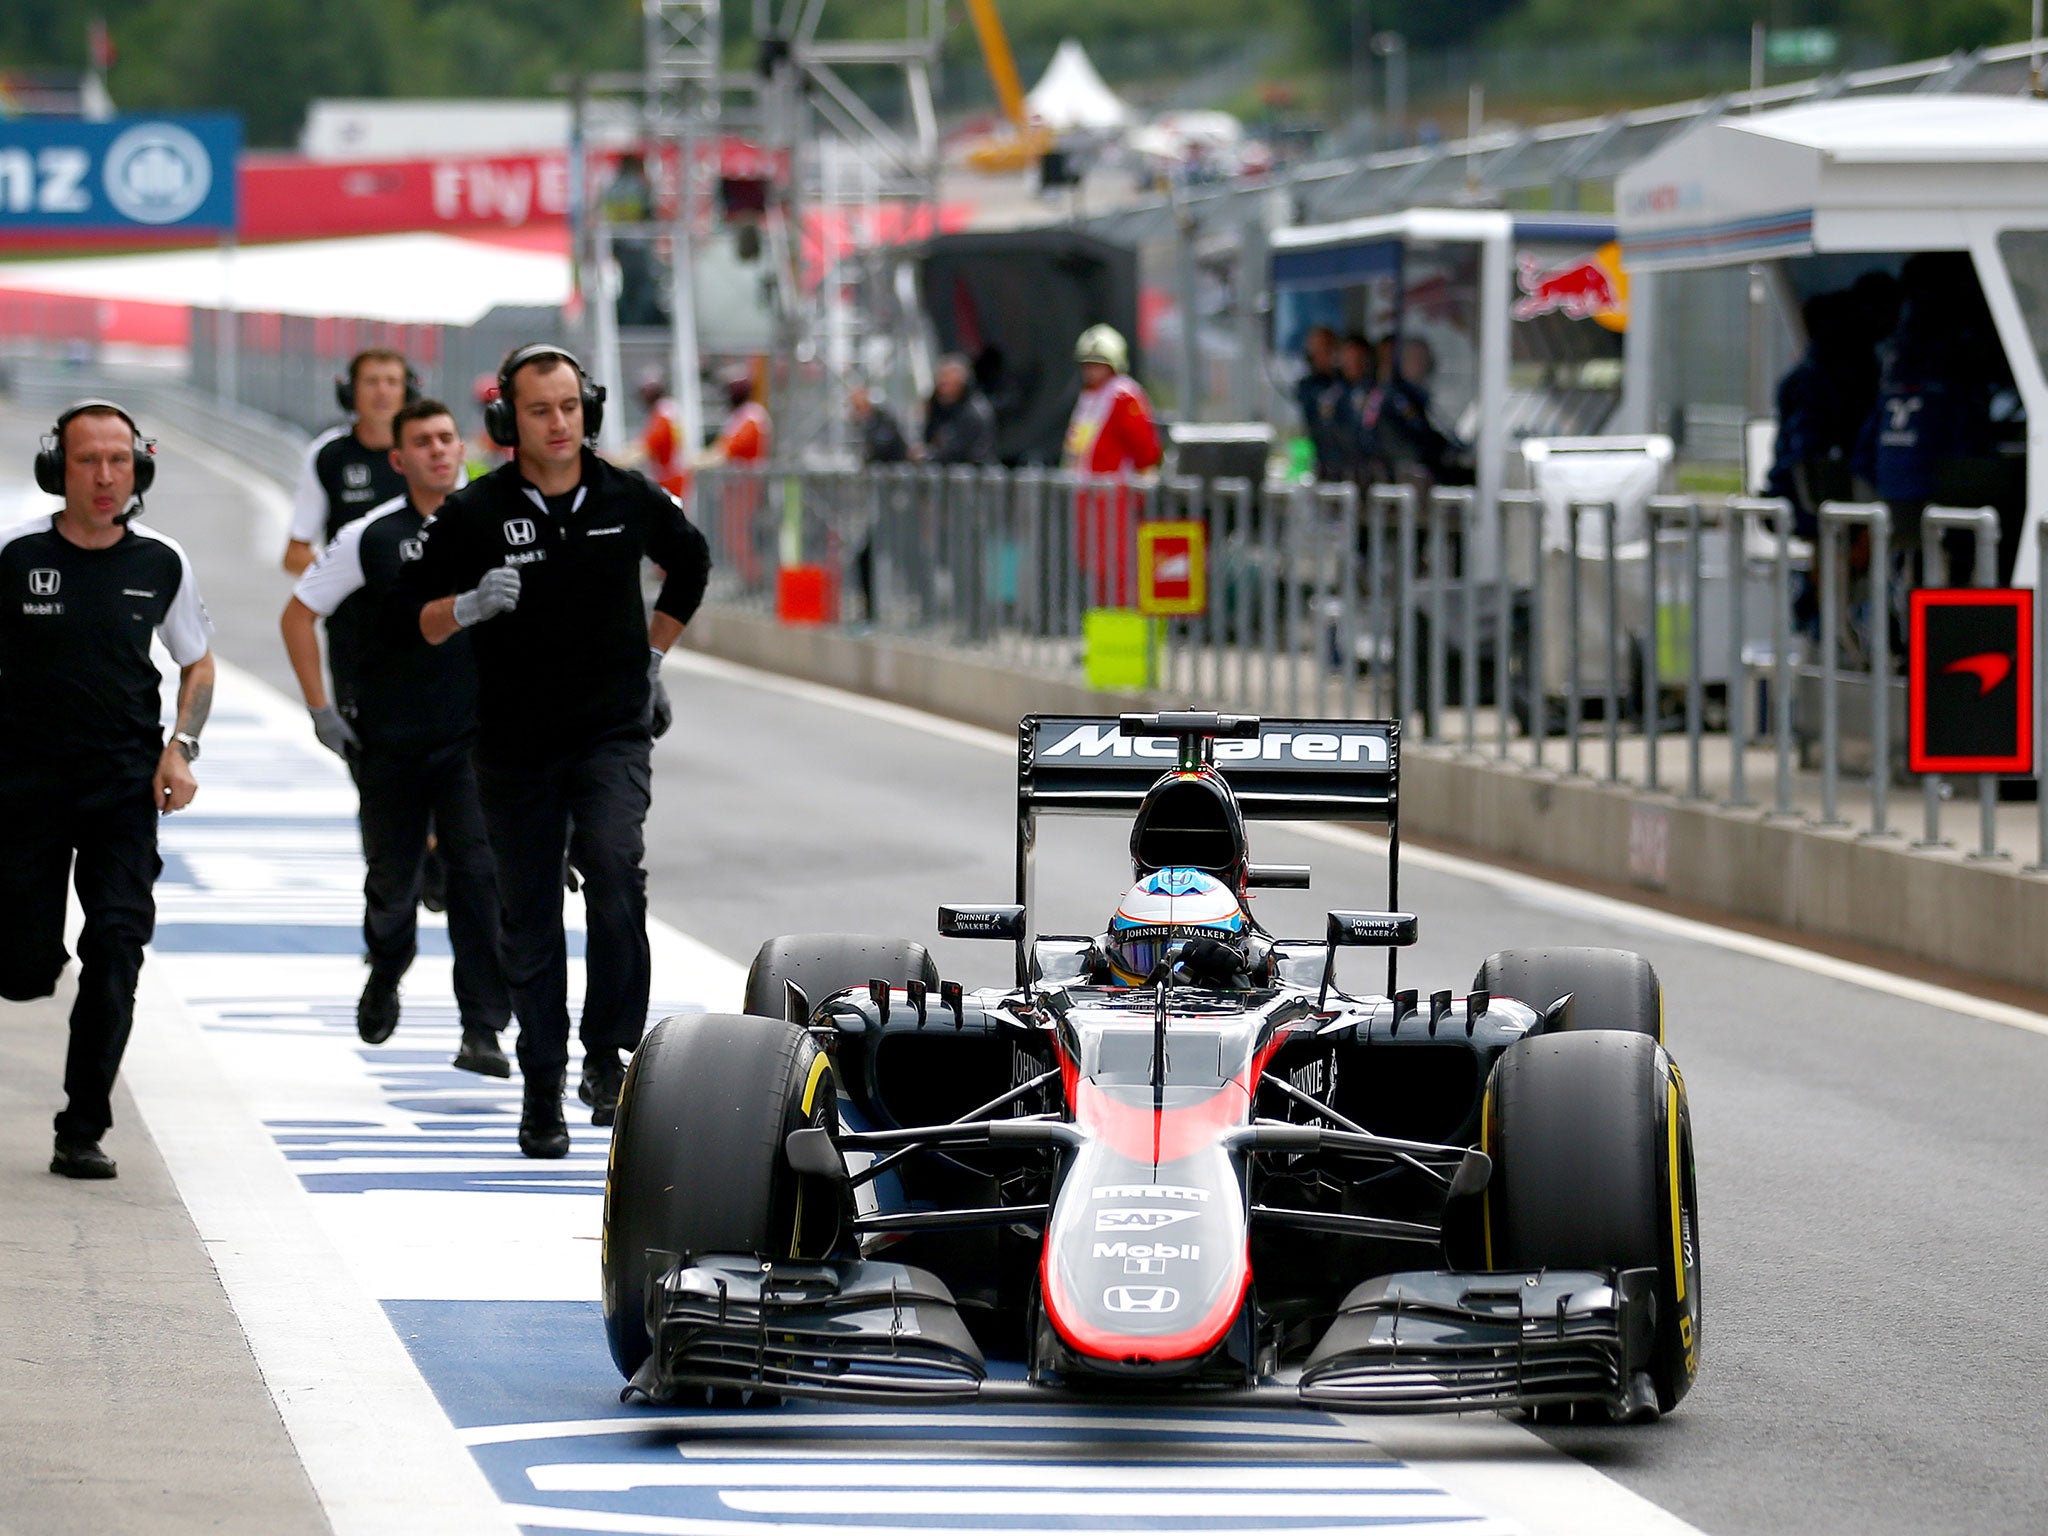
[{"x1": 1097, "y1": 867, "x2": 1268, "y2": 989}]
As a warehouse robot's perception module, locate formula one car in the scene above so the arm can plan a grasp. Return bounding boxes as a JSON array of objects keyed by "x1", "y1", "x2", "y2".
[{"x1": 603, "y1": 711, "x2": 1700, "y2": 1421}]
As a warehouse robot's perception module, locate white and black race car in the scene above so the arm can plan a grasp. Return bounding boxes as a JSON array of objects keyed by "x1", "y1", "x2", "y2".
[{"x1": 602, "y1": 711, "x2": 1701, "y2": 1421}]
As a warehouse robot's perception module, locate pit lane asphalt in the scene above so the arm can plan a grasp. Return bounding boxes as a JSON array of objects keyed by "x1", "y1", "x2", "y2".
[{"x1": 10, "y1": 401, "x2": 2046, "y2": 1535}]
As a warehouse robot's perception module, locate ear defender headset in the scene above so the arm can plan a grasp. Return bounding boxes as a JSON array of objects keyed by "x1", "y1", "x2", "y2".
[
  {"x1": 483, "y1": 343, "x2": 607, "y2": 449},
  {"x1": 334, "y1": 351, "x2": 425, "y2": 415},
  {"x1": 34, "y1": 400, "x2": 157, "y2": 507}
]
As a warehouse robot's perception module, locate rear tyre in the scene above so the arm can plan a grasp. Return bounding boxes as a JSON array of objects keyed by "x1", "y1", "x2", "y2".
[
  {"x1": 601, "y1": 1012, "x2": 844, "y2": 1381},
  {"x1": 743, "y1": 934, "x2": 939, "y2": 1022},
  {"x1": 1473, "y1": 947, "x2": 1662, "y2": 1040},
  {"x1": 1481, "y1": 1030, "x2": 1701, "y2": 1413}
]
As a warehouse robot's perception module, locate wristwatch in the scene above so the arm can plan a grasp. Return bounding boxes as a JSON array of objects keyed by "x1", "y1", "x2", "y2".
[{"x1": 171, "y1": 732, "x2": 201, "y2": 762}]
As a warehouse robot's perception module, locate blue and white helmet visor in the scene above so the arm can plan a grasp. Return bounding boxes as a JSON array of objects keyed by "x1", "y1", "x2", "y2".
[{"x1": 1107, "y1": 916, "x2": 1245, "y2": 985}]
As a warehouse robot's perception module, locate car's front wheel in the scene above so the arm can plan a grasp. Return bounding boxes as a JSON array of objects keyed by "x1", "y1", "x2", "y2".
[
  {"x1": 601, "y1": 1011, "x2": 845, "y2": 1381},
  {"x1": 1480, "y1": 1029, "x2": 1701, "y2": 1414}
]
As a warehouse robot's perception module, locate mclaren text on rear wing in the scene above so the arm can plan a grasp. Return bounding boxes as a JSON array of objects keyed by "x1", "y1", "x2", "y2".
[{"x1": 1019, "y1": 716, "x2": 1398, "y2": 821}]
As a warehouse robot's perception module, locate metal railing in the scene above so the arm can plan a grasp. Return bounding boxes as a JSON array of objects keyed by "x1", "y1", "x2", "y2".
[{"x1": 695, "y1": 463, "x2": 2048, "y2": 865}]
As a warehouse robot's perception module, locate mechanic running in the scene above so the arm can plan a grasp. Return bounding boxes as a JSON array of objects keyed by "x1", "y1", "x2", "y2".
[
  {"x1": 0, "y1": 401, "x2": 215, "y2": 1180},
  {"x1": 406, "y1": 344, "x2": 710, "y2": 1159},
  {"x1": 282, "y1": 398, "x2": 513, "y2": 1076}
]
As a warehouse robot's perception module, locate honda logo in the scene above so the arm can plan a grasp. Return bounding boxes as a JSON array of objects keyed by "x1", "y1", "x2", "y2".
[
  {"x1": 503, "y1": 518, "x2": 537, "y2": 546},
  {"x1": 1103, "y1": 1286, "x2": 1180, "y2": 1314},
  {"x1": 27, "y1": 569, "x2": 59, "y2": 596}
]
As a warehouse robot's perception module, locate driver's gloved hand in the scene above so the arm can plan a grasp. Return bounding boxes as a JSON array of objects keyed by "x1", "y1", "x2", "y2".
[{"x1": 1177, "y1": 936, "x2": 1246, "y2": 988}]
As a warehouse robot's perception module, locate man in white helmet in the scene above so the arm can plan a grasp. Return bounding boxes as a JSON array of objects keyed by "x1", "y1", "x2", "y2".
[{"x1": 1062, "y1": 324, "x2": 1161, "y2": 606}]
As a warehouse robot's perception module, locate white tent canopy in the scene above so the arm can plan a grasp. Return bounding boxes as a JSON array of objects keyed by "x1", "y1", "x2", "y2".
[
  {"x1": 1026, "y1": 39, "x2": 1132, "y2": 132},
  {"x1": 1616, "y1": 96, "x2": 2048, "y2": 272},
  {"x1": 1615, "y1": 95, "x2": 2048, "y2": 583}
]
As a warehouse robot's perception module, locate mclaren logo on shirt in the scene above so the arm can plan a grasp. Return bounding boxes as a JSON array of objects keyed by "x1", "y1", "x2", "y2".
[
  {"x1": 28, "y1": 569, "x2": 59, "y2": 596},
  {"x1": 504, "y1": 518, "x2": 537, "y2": 546}
]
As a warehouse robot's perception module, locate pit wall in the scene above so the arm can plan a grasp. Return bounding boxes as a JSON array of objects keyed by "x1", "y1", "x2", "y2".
[{"x1": 683, "y1": 607, "x2": 2048, "y2": 995}]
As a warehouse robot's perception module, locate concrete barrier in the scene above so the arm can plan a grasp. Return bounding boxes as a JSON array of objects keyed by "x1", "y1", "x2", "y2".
[{"x1": 684, "y1": 606, "x2": 2048, "y2": 995}]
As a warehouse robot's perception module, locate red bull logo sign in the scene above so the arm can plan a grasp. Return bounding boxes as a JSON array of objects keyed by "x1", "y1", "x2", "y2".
[{"x1": 1513, "y1": 242, "x2": 1629, "y2": 333}]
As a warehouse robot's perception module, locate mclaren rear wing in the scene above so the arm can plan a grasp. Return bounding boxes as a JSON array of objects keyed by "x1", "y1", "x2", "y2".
[{"x1": 1013, "y1": 714, "x2": 1403, "y2": 983}]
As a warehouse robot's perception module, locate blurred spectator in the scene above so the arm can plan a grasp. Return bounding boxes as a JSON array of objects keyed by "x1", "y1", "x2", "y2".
[
  {"x1": 1768, "y1": 291, "x2": 1874, "y2": 540},
  {"x1": 636, "y1": 368, "x2": 690, "y2": 497},
  {"x1": 703, "y1": 369, "x2": 772, "y2": 586},
  {"x1": 602, "y1": 155, "x2": 665, "y2": 327},
  {"x1": 922, "y1": 354, "x2": 998, "y2": 466},
  {"x1": 1293, "y1": 325, "x2": 1344, "y2": 480},
  {"x1": 1063, "y1": 324, "x2": 1162, "y2": 606},
  {"x1": 1379, "y1": 336, "x2": 1467, "y2": 488},
  {"x1": 849, "y1": 381, "x2": 909, "y2": 466},
  {"x1": 704, "y1": 370, "x2": 771, "y2": 467},
  {"x1": 1333, "y1": 332, "x2": 1383, "y2": 485},
  {"x1": 847, "y1": 381, "x2": 909, "y2": 623}
]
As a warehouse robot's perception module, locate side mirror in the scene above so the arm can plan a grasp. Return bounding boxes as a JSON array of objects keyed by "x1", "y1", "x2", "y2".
[
  {"x1": 938, "y1": 904, "x2": 1026, "y2": 941},
  {"x1": 1319, "y1": 912, "x2": 1418, "y2": 1011},
  {"x1": 1326, "y1": 911, "x2": 1419, "y2": 947},
  {"x1": 1246, "y1": 863, "x2": 1311, "y2": 890}
]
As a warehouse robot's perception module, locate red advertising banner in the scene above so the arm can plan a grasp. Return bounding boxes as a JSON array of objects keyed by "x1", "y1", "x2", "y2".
[{"x1": 1907, "y1": 587, "x2": 2034, "y2": 776}]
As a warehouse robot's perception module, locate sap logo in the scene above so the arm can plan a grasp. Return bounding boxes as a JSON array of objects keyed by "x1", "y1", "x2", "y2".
[
  {"x1": 1103, "y1": 1286, "x2": 1180, "y2": 1314},
  {"x1": 1094, "y1": 1208, "x2": 1197, "y2": 1233},
  {"x1": 1093, "y1": 1242, "x2": 1200, "y2": 1262},
  {"x1": 503, "y1": 518, "x2": 538, "y2": 546},
  {"x1": 1038, "y1": 723, "x2": 1388, "y2": 765},
  {"x1": 398, "y1": 538, "x2": 424, "y2": 562},
  {"x1": 1092, "y1": 1184, "x2": 1208, "y2": 1202},
  {"x1": 27, "y1": 569, "x2": 59, "y2": 596}
]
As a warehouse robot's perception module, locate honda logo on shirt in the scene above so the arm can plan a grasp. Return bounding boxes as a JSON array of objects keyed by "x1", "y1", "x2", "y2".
[
  {"x1": 28, "y1": 569, "x2": 59, "y2": 596},
  {"x1": 503, "y1": 518, "x2": 537, "y2": 546},
  {"x1": 1103, "y1": 1286, "x2": 1180, "y2": 1314}
]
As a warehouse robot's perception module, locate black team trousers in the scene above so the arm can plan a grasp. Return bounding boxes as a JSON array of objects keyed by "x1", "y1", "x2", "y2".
[
  {"x1": 476, "y1": 727, "x2": 651, "y2": 1081},
  {"x1": 0, "y1": 763, "x2": 160, "y2": 1142}
]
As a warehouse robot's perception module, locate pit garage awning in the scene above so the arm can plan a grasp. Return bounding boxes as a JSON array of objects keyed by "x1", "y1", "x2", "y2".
[{"x1": 1615, "y1": 96, "x2": 2048, "y2": 272}]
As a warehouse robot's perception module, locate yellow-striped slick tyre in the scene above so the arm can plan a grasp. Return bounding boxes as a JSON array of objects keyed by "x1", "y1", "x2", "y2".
[
  {"x1": 601, "y1": 1012, "x2": 843, "y2": 1380},
  {"x1": 743, "y1": 933, "x2": 938, "y2": 1023},
  {"x1": 1480, "y1": 1029, "x2": 1701, "y2": 1413},
  {"x1": 1473, "y1": 947, "x2": 1663, "y2": 1040}
]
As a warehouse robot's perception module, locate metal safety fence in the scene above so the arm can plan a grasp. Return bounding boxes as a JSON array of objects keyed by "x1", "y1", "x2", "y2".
[{"x1": 696, "y1": 463, "x2": 2048, "y2": 867}]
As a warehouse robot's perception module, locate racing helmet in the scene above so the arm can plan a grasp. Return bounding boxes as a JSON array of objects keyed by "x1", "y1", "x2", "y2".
[{"x1": 1106, "y1": 867, "x2": 1247, "y2": 985}]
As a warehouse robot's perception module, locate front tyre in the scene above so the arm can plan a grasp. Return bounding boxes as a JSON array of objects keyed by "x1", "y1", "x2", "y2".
[
  {"x1": 602, "y1": 1011, "x2": 844, "y2": 1380},
  {"x1": 1481, "y1": 1029, "x2": 1701, "y2": 1413}
]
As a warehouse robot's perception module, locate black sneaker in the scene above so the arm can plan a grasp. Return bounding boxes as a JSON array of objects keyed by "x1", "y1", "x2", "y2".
[
  {"x1": 452, "y1": 1026, "x2": 511, "y2": 1078},
  {"x1": 50, "y1": 1136, "x2": 117, "y2": 1179},
  {"x1": 357, "y1": 974, "x2": 401, "y2": 1044},
  {"x1": 579, "y1": 1052, "x2": 626, "y2": 1127},
  {"x1": 518, "y1": 1075, "x2": 570, "y2": 1159}
]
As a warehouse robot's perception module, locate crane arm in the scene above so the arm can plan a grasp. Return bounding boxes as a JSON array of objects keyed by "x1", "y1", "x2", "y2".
[{"x1": 964, "y1": 0, "x2": 1029, "y2": 131}]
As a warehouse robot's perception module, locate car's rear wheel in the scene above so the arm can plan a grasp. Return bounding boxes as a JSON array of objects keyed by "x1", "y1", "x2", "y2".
[
  {"x1": 602, "y1": 1011, "x2": 845, "y2": 1382},
  {"x1": 1480, "y1": 1029, "x2": 1700, "y2": 1414},
  {"x1": 744, "y1": 933, "x2": 939, "y2": 1021},
  {"x1": 1473, "y1": 946, "x2": 1662, "y2": 1039}
]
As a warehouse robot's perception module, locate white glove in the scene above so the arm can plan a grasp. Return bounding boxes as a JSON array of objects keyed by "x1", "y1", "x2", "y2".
[
  {"x1": 309, "y1": 705, "x2": 359, "y2": 758},
  {"x1": 453, "y1": 566, "x2": 521, "y2": 628}
]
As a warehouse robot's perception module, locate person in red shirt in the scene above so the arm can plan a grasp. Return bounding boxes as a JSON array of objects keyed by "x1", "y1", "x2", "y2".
[
  {"x1": 636, "y1": 368, "x2": 690, "y2": 498},
  {"x1": 703, "y1": 369, "x2": 771, "y2": 584},
  {"x1": 1063, "y1": 325, "x2": 1161, "y2": 606}
]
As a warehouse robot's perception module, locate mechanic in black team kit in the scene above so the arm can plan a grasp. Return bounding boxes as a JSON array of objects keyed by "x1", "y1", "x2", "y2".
[
  {"x1": 0, "y1": 401, "x2": 215, "y2": 1180},
  {"x1": 408, "y1": 345, "x2": 710, "y2": 1159},
  {"x1": 282, "y1": 398, "x2": 512, "y2": 1077},
  {"x1": 282, "y1": 348, "x2": 416, "y2": 576}
]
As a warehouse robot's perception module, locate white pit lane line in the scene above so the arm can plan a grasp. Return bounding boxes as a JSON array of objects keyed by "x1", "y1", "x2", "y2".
[
  {"x1": 668, "y1": 647, "x2": 2048, "y2": 1041},
  {"x1": 123, "y1": 658, "x2": 1702, "y2": 1536}
]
